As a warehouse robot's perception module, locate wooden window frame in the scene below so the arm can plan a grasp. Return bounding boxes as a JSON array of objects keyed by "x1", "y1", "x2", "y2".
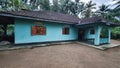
[
  {"x1": 62, "y1": 27, "x2": 70, "y2": 35},
  {"x1": 31, "y1": 26, "x2": 46, "y2": 36}
]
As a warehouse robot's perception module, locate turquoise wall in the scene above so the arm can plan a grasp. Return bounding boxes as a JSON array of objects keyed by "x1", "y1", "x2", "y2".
[
  {"x1": 14, "y1": 18, "x2": 78, "y2": 44},
  {"x1": 85, "y1": 27, "x2": 95, "y2": 39},
  {"x1": 94, "y1": 26, "x2": 101, "y2": 45},
  {"x1": 78, "y1": 25, "x2": 110, "y2": 45},
  {"x1": 92, "y1": 25, "x2": 110, "y2": 45},
  {"x1": 99, "y1": 26, "x2": 111, "y2": 44},
  {"x1": 100, "y1": 38, "x2": 109, "y2": 44}
]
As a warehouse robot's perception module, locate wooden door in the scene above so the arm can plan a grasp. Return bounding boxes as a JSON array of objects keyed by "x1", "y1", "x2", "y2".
[{"x1": 78, "y1": 29, "x2": 85, "y2": 41}]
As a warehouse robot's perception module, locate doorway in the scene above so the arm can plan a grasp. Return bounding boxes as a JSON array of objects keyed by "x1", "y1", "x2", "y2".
[{"x1": 78, "y1": 29, "x2": 85, "y2": 41}]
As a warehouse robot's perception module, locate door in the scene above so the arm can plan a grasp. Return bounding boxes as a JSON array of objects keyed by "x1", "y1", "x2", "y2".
[{"x1": 78, "y1": 29, "x2": 85, "y2": 41}]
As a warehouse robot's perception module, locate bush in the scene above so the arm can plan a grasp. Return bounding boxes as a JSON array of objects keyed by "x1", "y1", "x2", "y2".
[{"x1": 111, "y1": 27, "x2": 120, "y2": 39}]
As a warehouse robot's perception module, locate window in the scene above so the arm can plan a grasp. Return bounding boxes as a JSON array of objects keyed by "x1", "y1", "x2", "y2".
[
  {"x1": 90, "y1": 29, "x2": 95, "y2": 34},
  {"x1": 31, "y1": 26, "x2": 46, "y2": 35},
  {"x1": 62, "y1": 27, "x2": 69, "y2": 35}
]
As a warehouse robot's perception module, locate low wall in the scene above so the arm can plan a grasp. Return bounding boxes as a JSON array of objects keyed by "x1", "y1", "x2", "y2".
[{"x1": 100, "y1": 38, "x2": 109, "y2": 44}]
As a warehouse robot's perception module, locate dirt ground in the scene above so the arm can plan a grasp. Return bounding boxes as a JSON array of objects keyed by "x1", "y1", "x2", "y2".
[{"x1": 0, "y1": 40, "x2": 120, "y2": 68}]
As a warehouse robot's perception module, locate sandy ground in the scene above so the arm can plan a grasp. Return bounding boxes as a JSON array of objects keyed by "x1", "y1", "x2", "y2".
[{"x1": 0, "y1": 40, "x2": 120, "y2": 68}]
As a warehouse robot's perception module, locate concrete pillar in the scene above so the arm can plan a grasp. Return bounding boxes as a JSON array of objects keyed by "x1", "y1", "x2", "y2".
[{"x1": 94, "y1": 26, "x2": 102, "y2": 45}]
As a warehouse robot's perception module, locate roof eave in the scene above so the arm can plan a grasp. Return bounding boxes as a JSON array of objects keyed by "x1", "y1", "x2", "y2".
[
  {"x1": 0, "y1": 13, "x2": 77, "y2": 25},
  {"x1": 103, "y1": 22, "x2": 120, "y2": 26}
]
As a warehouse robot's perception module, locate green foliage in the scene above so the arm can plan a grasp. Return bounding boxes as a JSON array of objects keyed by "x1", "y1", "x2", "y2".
[
  {"x1": 95, "y1": 3, "x2": 120, "y2": 23},
  {"x1": 0, "y1": 24, "x2": 14, "y2": 36},
  {"x1": 96, "y1": 4, "x2": 110, "y2": 18},
  {"x1": 100, "y1": 27, "x2": 109, "y2": 38},
  {"x1": 0, "y1": 0, "x2": 31, "y2": 11},
  {"x1": 113, "y1": 0, "x2": 120, "y2": 9},
  {"x1": 39, "y1": 0, "x2": 51, "y2": 11},
  {"x1": 7, "y1": 25, "x2": 14, "y2": 31},
  {"x1": 112, "y1": 27, "x2": 120, "y2": 35},
  {"x1": 51, "y1": 0, "x2": 60, "y2": 12},
  {"x1": 0, "y1": 0, "x2": 119, "y2": 20},
  {"x1": 111, "y1": 27, "x2": 120, "y2": 39},
  {"x1": 0, "y1": 0, "x2": 85, "y2": 17},
  {"x1": 81, "y1": 1, "x2": 96, "y2": 18},
  {"x1": 59, "y1": 0, "x2": 71, "y2": 14},
  {"x1": 68, "y1": 0, "x2": 84, "y2": 16}
]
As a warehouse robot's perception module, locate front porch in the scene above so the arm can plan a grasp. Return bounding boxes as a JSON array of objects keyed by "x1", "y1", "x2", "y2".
[
  {"x1": 77, "y1": 24, "x2": 111, "y2": 46},
  {"x1": 0, "y1": 16, "x2": 15, "y2": 45}
]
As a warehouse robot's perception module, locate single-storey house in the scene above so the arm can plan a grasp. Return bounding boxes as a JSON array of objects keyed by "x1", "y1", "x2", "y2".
[{"x1": 0, "y1": 10, "x2": 119, "y2": 46}]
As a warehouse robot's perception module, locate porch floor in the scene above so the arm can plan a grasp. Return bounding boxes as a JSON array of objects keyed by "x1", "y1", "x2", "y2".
[{"x1": 77, "y1": 39, "x2": 120, "y2": 50}]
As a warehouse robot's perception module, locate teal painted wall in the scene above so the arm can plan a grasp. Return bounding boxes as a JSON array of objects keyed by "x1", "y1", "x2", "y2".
[
  {"x1": 85, "y1": 27, "x2": 95, "y2": 39},
  {"x1": 99, "y1": 26, "x2": 111, "y2": 44},
  {"x1": 94, "y1": 26, "x2": 101, "y2": 45},
  {"x1": 14, "y1": 18, "x2": 78, "y2": 44},
  {"x1": 93, "y1": 25, "x2": 110, "y2": 45},
  {"x1": 79, "y1": 25, "x2": 110, "y2": 45},
  {"x1": 100, "y1": 38, "x2": 109, "y2": 44}
]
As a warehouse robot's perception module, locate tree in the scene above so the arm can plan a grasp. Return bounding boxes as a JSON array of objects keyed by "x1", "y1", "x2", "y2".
[
  {"x1": 103, "y1": 0, "x2": 120, "y2": 22},
  {"x1": 69, "y1": 0, "x2": 85, "y2": 16},
  {"x1": 0, "y1": 0, "x2": 29, "y2": 11},
  {"x1": 110, "y1": 0, "x2": 120, "y2": 39},
  {"x1": 81, "y1": 1, "x2": 96, "y2": 18},
  {"x1": 97, "y1": 4, "x2": 110, "y2": 18},
  {"x1": 9, "y1": 0, "x2": 29, "y2": 11},
  {"x1": 113, "y1": 0, "x2": 120, "y2": 9},
  {"x1": 0, "y1": 0, "x2": 9, "y2": 11},
  {"x1": 51, "y1": 0, "x2": 60, "y2": 12},
  {"x1": 0, "y1": 0, "x2": 85, "y2": 17},
  {"x1": 59, "y1": 0, "x2": 71, "y2": 14},
  {"x1": 112, "y1": 0, "x2": 120, "y2": 20},
  {"x1": 111, "y1": 27, "x2": 120, "y2": 39},
  {"x1": 39, "y1": 0, "x2": 51, "y2": 11}
]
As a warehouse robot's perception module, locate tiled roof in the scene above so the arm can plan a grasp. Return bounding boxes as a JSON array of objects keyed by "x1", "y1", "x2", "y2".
[
  {"x1": 0, "y1": 10, "x2": 119, "y2": 26},
  {"x1": 77, "y1": 16, "x2": 120, "y2": 26},
  {"x1": 0, "y1": 10, "x2": 80, "y2": 24},
  {"x1": 78, "y1": 16, "x2": 105, "y2": 25}
]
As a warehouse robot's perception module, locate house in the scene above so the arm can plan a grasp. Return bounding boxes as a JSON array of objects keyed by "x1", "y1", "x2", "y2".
[{"x1": 0, "y1": 10, "x2": 119, "y2": 46}]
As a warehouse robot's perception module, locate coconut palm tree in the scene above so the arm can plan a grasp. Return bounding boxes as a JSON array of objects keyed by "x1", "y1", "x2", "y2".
[
  {"x1": 59, "y1": 0, "x2": 72, "y2": 14},
  {"x1": 10, "y1": 0, "x2": 29, "y2": 11},
  {"x1": 0, "y1": 0, "x2": 29, "y2": 11},
  {"x1": 0, "y1": 0, "x2": 9, "y2": 11},
  {"x1": 113, "y1": 0, "x2": 120, "y2": 9},
  {"x1": 105, "y1": 0, "x2": 120, "y2": 22},
  {"x1": 39, "y1": 0, "x2": 51, "y2": 11},
  {"x1": 51, "y1": 0, "x2": 60, "y2": 12},
  {"x1": 82, "y1": 1, "x2": 96, "y2": 18},
  {"x1": 69, "y1": 0, "x2": 85, "y2": 16},
  {"x1": 97, "y1": 4, "x2": 110, "y2": 18}
]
